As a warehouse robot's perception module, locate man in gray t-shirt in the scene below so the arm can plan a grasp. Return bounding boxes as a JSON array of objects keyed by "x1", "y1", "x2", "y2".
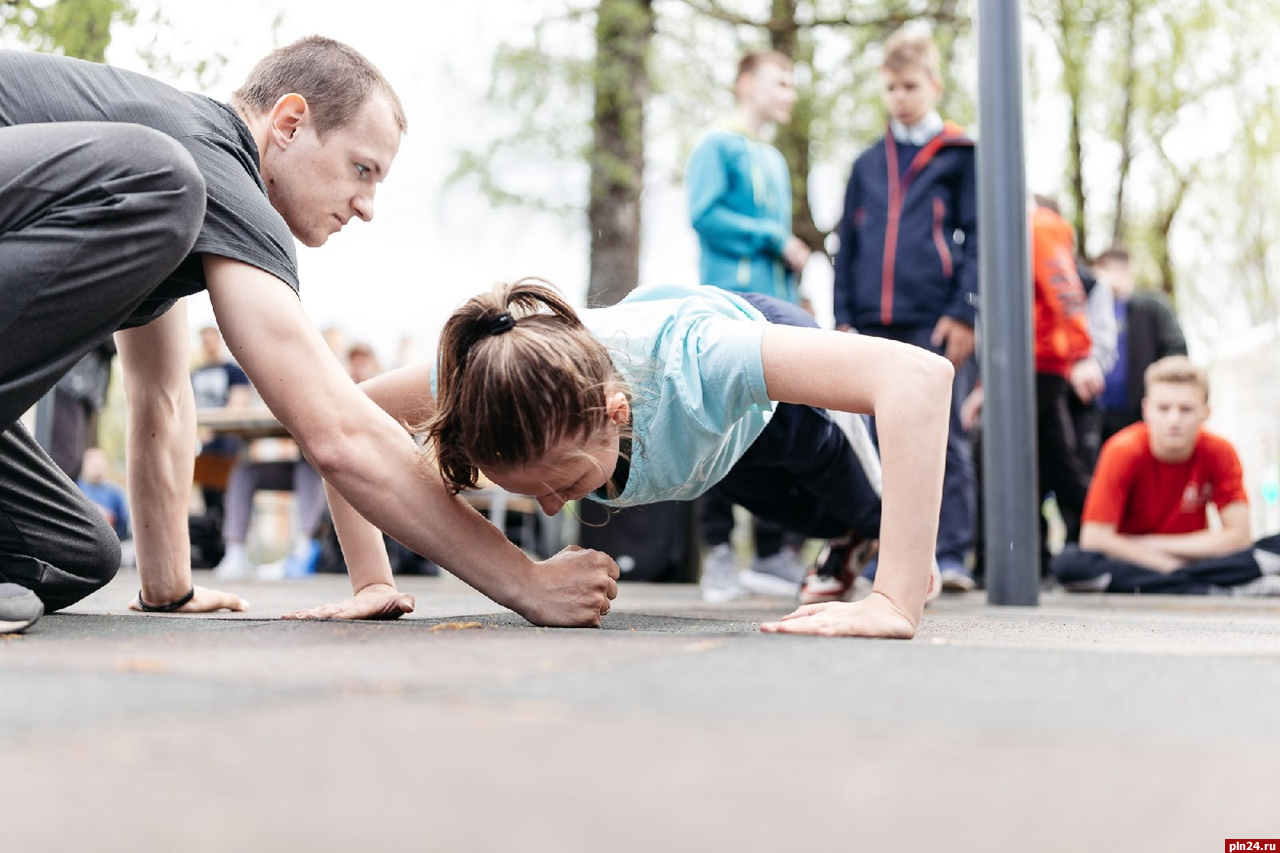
[{"x1": 0, "y1": 38, "x2": 619, "y2": 634}]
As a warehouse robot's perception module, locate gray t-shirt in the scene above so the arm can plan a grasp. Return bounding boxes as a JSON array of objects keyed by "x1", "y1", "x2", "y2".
[{"x1": 0, "y1": 49, "x2": 299, "y2": 328}]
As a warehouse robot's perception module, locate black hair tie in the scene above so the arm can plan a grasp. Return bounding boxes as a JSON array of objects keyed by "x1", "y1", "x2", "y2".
[
  {"x1": 137, "y1": 586, "x2": 195, "y2": 612},
  {"x1": 487, "y1": 312, "x2": 516, "y2": 335}
]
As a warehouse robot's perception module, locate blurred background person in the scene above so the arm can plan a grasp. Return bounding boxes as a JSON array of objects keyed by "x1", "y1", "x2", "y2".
[{"x1": 1090, "y1": 246, "x2": 1188, "y2": 448}]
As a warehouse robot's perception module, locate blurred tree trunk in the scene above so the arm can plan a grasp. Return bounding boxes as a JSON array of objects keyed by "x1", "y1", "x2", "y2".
[
  {"x1": 767, "y1": 0, "x2": 823, "y2": 257},
  {"x1": 587, "y1": 0, "x2": 655, "y2": 306},
  {"x1": 1109, "y1": 0, "x2": 1138, "y2": 247}
]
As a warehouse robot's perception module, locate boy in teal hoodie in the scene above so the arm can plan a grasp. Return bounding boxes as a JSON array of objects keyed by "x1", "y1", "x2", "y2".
[
  {"x1": 683, "y1": 51, "x2": 815, "y2": 602},
  {"x1": 685, "y1": 51, "x2": 811, "y2": 304}
]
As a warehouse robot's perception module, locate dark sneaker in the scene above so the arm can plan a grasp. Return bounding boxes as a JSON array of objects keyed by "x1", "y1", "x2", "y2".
[
  {"x1": 800, "y1": 536, "x2": 879, "y2": 605},
  {"x1": 0, "y1": 583, "x2": 43, "y2": 634}
]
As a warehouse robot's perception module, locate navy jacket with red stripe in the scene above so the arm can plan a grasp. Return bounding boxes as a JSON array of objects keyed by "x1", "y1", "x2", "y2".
[{"x1": 832, "y1": 122, "x2": 977, "y2": 330}]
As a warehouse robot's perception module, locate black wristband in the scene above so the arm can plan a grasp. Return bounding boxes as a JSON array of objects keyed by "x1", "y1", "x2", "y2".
[{"x1": 137, "y1": 586, "x2": 196, "y2": 612}]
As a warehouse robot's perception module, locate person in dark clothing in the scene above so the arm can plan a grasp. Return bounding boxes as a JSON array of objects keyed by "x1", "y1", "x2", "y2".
[
  {"x1": 830, "y1": 27, "x2": 979, "y2": 592},
  {"x1": 1028, "y1": 198, "x2": 1101, "y2": 576},
  {"x1": 1090, "y1": 246, "x2": 1188, "y2": 446},
  {"x1": 49, "y1": 340, "x2": 117, "y2": 480},
  {"x1": 0, "y1": 38, "x2": 618, "y2": 635}
]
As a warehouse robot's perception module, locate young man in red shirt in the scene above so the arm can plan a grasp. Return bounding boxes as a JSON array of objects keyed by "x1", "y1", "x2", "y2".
[{"x1": 1051, "y1": 356, "x2": 1280, "y2": 594}]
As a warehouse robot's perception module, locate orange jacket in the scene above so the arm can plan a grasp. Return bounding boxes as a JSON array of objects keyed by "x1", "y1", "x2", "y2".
[{"x1": 1032, "y1": 205, "x2": 1092, "y2": 377}]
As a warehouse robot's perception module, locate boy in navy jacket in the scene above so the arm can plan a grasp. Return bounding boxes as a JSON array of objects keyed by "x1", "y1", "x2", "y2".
[{"x1": 831, "y1": 28, "x2": 979, "y2": 591}]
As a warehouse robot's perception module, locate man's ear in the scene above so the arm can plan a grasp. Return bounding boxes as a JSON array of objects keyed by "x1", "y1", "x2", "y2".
[{"x1": 267, "y1": 93, "x2": 309, "y2": 147}]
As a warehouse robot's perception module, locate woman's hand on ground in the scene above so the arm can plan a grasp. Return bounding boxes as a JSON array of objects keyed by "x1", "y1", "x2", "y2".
[
  {"x1": 281, "y1": 583, "x2": 415, "y2": 621},
  {"x1": 759, "y1": 593, "x2": 917, "y2": 639}
]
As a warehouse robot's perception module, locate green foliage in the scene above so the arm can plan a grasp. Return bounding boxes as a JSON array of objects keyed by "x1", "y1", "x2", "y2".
[
  {"x1": 1027, "y1": 0, "x2": 1280, "y2": 341},
  {"x1": 1, "y1": 0, "x2": 135, "y2": 60},
  {"x1": 460, "y1": 0, "x2": 973, "y2": 248},
  {"x1": 130, "y1": 3, "x2": 243, "y2": 93},
  {"x1": 447, "y1": 9, "x2": 596, "y2": 215}
]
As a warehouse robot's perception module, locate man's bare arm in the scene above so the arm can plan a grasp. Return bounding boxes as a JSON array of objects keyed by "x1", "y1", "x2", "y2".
[{"x1": 115, "y1": 299, "x2": 247, "y2": 612}]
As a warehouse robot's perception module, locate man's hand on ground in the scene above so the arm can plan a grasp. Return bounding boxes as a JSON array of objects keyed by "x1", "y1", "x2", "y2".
[
  {"x1": 282, "y1": 583, "x2": 415, "y2": 621},
  {"x1": 516, "y1": 545, "x2": 620, "y2": 628},
  {"x1": 760, "y1": 593, "x2": 917, "y2": 639},
  {"x1": 129, "y1": 585, "x2": 248, "y2": 613}
]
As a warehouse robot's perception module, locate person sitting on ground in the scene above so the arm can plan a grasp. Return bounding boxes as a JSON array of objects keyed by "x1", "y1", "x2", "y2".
[
  {"x1": 1052, "y1": 355, "x2": 1280, "y2": 595},
  {"x1": 289, "y1": 279, "x2": 952, "y2": 638}
]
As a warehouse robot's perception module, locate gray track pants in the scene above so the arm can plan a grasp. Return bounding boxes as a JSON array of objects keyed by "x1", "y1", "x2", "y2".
[{"x1": 0, "y1": 122, "x2": 206, "y2": 611}]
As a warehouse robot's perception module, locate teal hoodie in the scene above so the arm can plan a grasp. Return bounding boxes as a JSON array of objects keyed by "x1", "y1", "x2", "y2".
[{"x1": 684, "y1": 123, "x2": 797, "y2": 303}]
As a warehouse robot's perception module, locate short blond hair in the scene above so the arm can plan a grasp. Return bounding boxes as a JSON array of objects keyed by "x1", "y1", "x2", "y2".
[
  {"x1": 881, "y1": 28, "x2": 942, "y2": 85},
  {"x1": 1144, "y1": 355, "x2": 1208, "y2": 402}
]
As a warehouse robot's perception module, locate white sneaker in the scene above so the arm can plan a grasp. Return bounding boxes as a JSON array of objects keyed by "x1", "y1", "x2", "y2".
[
  {"x1": 212, "y1": 547, "x2": 253, "y2": 581},
  {"x1": 255, "y1": 559, "x2": 287, "y2": 581},
  {"x1": 1230, "y1": 574, "x2": 1280, "y2": 597},
  {"x1": 700, "y1": 544, "x2": 747, "y2": 604},
  {"x1": 939, "y1": 564, "x2": 977, "y2": 593},
  {"x1": 741, "y1": 549, "x2": 804, "y2": 597}
]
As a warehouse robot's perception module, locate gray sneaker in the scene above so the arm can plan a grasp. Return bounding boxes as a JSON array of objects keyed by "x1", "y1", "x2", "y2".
[
  {"x1": 0, "y1": 583, "x2": 43, "y2": 634},
  {"x1": 741, "y1": 549, "x2": 805, "y2": 597},
  {"x1": 700, "y1": 543, "x2": 748, "y2": 604}
]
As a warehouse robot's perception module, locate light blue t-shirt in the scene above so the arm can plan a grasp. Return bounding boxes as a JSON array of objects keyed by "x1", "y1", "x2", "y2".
[{"x1": 580, "y1": 284, "x2": 775, "y2": 507}]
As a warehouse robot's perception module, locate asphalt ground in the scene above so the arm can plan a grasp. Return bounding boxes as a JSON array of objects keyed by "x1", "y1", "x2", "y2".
[{"x1": 4, "y1": 567, "x2": 1280, "y2": 853}]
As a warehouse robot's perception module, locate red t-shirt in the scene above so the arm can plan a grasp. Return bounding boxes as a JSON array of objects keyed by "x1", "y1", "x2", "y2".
[{"x1": 1083, "y1": 423, "x2": 1247, "y2": 535}]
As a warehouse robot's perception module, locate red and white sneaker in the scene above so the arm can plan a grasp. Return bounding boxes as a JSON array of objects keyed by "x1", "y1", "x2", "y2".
[{"x1": 799, "y1": 536, "x2": 879, "y2": 605}]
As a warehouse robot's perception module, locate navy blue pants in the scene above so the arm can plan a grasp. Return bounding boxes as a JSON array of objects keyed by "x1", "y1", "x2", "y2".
[
  {"x1": 698, "y1": 488, "x2": 786, "y2": 556},
  {"x1": 860, "y1": 323, "x2": 976, "y2": 566},
  {"x1": 1052, "y1": 534, "x2": 1280, "y2": 594},
  {"x1": 702, "y1": 293, "x2": 881, "y2": 542}
]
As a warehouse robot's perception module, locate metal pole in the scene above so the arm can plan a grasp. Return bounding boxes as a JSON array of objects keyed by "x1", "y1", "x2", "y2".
[{"x1": 976, "y1": 0, "x2": 1040, "y2": 606}]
